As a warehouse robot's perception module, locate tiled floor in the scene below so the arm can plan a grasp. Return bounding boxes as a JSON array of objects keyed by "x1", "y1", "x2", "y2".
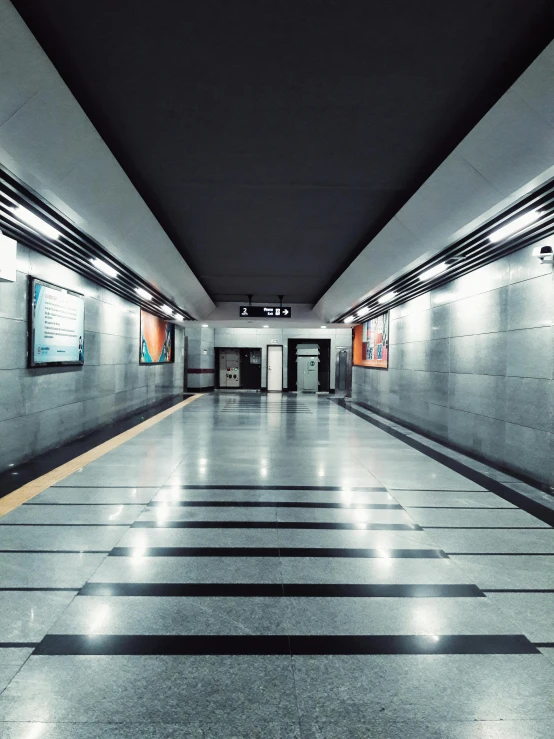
[{"x1": 0, "y1": 393, "x2": 553, "y2": 738}]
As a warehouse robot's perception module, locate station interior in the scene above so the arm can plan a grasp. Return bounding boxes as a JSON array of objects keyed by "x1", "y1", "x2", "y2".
[{"x1": 0, "y1": 1, "x2": 553, "y2": 737}]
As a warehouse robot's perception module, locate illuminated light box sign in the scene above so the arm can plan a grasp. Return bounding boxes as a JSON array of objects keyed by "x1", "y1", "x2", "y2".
[
  {"x1": 239, "y1": 306, "x2": 291, "y2": 318},
  {"x1": 353, "y1": 312, "x2": 389, "y2": 369},
  {"x1": 140, "y1": 309, "x2": 175, "y2": 364},
  {"x1": 0, "y1": 233, "x2": 17, "y2": 283},
  {"x1": 29, "y1": 278, "x2": 85, "y2": 367}
]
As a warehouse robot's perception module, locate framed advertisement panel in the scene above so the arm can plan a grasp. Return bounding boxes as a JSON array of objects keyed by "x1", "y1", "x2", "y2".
[
  {"x1": 140, "y1": 309, "x2": 175, "y2": 364},
  {"x1": 28, "y1": 277, "x2": 85, "y2": 367},
  {"x1": 353, "y1": 311, "x2": 389, "y2": 369}
]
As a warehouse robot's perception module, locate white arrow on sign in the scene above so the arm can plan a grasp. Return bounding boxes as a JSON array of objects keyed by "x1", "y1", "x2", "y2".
[{"x1": 283, "y1": 309, "x2": 289, "y2": 315}]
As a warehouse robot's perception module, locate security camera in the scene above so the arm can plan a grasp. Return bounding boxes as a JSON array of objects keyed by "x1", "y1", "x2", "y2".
[{"x1": 532, "y1": 245, "x2": 554, "y2": 263}]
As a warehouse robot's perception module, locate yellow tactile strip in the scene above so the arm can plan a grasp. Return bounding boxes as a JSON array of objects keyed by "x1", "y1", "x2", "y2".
[{"x1": 0, "y1": 393, "x2": 203, "y2": 517}]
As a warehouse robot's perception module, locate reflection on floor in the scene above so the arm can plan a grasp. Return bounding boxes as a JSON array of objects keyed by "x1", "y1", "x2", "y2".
[{"x1": 0, "y1": 393, "x2": 553, "y2": 738}]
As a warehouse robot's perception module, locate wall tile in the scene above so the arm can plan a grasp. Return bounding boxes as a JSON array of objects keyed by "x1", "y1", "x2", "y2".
[
  {"x1": 507, "y1": 326, "x2": 553, "y2": 379},
  {"x1": 505, "y1": 376, "x2": 552, "y2": 433},
  {"x1": 429, "y1": 338, "x2": 449, "y2": 373},
  {"x1": 505, "y1": 422, "x2": 552, "y2": 482},
  {"x1": 508, "y1": 273, "x2": 553, "y2": 330},
  {"x1": 450, "y1": 287, "x2": 508, "y2": 337},
  {"x1": 473, "y1": 332, "x2": 507, "y2": 376},
  {"x1": 449, "y1": 335, "x2": 475, "y2": 374}
]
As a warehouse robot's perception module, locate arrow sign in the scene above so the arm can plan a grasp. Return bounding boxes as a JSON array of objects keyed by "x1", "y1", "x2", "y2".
[{"x1": 239, "y1": 306, "x2": 292, "y2": 318}]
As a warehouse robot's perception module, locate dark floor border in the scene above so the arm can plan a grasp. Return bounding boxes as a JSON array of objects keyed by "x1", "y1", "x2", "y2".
[
  {"x1": 78, "y1": 583, "x2": 485, "y2": 598},
  {"x1": 0, "y1": 394, "x2": 193, "y2": 500},
  {"x1": 346, "y1": 398, "x2": 552, "y2": 494},
  {"x1": 131, "y1": 521, "x2": 421, "y2": 531},
  {"x1": 109, "y1": 547, "x2": 447, "y2": 559},
  {"x1": 33, "y1": 634, "x2": 534, "y2": 656},
  {"x1": 334, "y1": 399, "x2": 554, "y2": 528}
]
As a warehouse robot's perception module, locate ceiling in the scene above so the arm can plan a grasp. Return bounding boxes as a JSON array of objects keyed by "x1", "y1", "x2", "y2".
[{"x1": 12, "y1": 0, "x2": 554, "y2": 304}]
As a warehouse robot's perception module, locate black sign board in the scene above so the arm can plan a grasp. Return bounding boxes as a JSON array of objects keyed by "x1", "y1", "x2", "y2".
[{"x1": 239, "y1": 306, "x2": 292, "y2": 318}]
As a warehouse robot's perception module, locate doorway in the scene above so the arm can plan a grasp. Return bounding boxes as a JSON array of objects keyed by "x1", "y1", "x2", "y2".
[
  {"x1": 287, "y1": 339, "x2": 331, "y2": 392},
  {"x1": 267, "y1": 345, "x2": 283, "y2": 392}
]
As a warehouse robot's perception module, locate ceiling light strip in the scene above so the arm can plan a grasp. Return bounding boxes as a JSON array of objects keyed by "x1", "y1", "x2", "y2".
[
  {"x1": 335, "y1": 180, "x2": 554, "y2": 323},
  {"x1": 0, "y1": 165, "x2": 193, "y2": 321}
]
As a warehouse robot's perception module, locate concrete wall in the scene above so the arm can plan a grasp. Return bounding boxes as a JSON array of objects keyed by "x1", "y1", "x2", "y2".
[
  {"x1": 214, "y1": 327, "x2": 352, "y2": 390},
  {"x1": 0, "y1": 244, "x2": 185, "y2": 472},
  {"x1": 185, "y1": 325, "x2": 215, "y2": 390},
  {"x1": 352, "y1": 242, "x2": 553, "y2": 487}
]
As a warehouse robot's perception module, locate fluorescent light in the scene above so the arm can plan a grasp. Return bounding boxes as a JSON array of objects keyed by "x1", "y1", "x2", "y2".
[
  {"x1": 320, "y1": 325, "x2": 327, "y2": 328},
  {"x1": 344, "y1": 316, "x2": 354, "y2": 323},
  {"x1": 357, "y1": 306, "x2": 369, "y2": 318},
  {"x1": 202, "y1": 324, "x2": 209, "y2": 327},
  {"x1": 161, "y1": 305, "x2": 173, "y2": 315},
  {"x1": 378, "y1": 291, "x2": 397, "y2": 304},
  {"x1": 135, "y1": 287, "x2": 152, "y2": 300},
  {"x1": 489, "y1": 210, "x2": 541, "y2": 243},
  {"x1": 90, "y1": 258, "x2": 118, "y2": 278},
  {"x1": 419, "y1": 262, "x2": 448, "y2": 282},
  {"x1": 263, "y1": 324, "x2": 269, "y2": 328},
  {"x1": 175, "y1": 314, "x2": 184, "y2": 321},
  {"x1": 13, "y1": 205, "x2": 60, "y2": 239}
]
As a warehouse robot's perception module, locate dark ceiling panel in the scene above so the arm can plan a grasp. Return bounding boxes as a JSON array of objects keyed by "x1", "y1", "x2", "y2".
[{"x1": 12, "y1": 0, "x2": 554, "y2": 303}]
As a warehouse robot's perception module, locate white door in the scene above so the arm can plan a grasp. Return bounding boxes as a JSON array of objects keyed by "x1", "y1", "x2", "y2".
[{"x1": 267, "y1": 345, "x2": 283, "y2": 392}]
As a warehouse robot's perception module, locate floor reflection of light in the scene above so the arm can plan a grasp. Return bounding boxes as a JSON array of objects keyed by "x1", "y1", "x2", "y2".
[
  {"x1": 108, "y1": 506, "x2": 124, "y2": 520},
  {"x1": 88, "y1": 604, "x2": 110, "y2": 633},
  {"x1": 378, "y1": 549, "x2": 390, "y2": 559},
  {"x1": 25, "y1": 725, "x2": 47, "y2": 739},
  {"x1": 260, "y1": 467, "x2": 268, "y2": 478},
  {"x1": 132, "y1": 547, "x2": 146, "y2": 559}
]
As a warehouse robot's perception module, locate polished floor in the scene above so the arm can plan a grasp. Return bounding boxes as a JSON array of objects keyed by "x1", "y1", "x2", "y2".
[{"x1": 0, "y1": 393, "x2": 553, "y2": 738}]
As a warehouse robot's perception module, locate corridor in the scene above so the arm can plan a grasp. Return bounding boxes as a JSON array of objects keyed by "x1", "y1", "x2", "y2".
[{"x1": 0, "y1": 393, "x2": 553, "y2": 738}]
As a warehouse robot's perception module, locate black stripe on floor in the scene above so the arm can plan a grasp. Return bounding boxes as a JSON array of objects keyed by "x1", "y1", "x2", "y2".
[
  {"x1": 131, "y1": 521, "x2": 422, "y2": 530},
  {"x1": 0, "y1": 642, "x2": 40, "y2": 648},
  {"x1": 33, "y1": 634, "x2": 537, "y2": 656},
  {"x1": 109, "y1": 547, "x2": 448, "y2": 559},
  {"x1": 160, "y1": 485, "x2": 388, "y2": 492},
  {"x1": 148, "y1": 501, "x2": 403, "y2": 510},
  {"x1": 79, "y1": 583, "x2": 485, "y2": 597}
]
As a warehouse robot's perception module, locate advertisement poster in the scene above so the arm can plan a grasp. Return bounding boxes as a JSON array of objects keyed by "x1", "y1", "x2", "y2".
[
  {"x1": 140, "y1": 309, "x2": 174, "y2": 364},
  {"x1": 30, "y1": 279, "x2": 85, "y2": 367},
  {"x1": 353, "y1": 312, "x2": 389, "y2": 369}
]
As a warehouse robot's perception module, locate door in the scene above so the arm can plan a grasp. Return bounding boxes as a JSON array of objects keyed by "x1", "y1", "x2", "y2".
[{"x1": 267, "y1": 345, "x2": 283, "y2": 392}]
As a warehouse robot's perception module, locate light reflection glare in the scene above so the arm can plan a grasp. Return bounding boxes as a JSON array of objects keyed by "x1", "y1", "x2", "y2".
[
  {"x1": 88, "y1": 604, "x2": 110, "y2": 634},
  {"x1": 108, "y1": 505, "x2": 124, "y2": 520},
  {"x1": 24, "y1": 725, "x2": 47, "y2": 739}
]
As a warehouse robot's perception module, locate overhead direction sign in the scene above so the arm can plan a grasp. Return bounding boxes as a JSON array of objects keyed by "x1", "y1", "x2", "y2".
[{"x1": 239, "y1": 306, "x2": 292, "y2": 318}]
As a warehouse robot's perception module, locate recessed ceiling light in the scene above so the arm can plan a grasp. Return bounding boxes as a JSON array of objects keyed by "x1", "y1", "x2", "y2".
[
  {"x1": 161, "y1": 305, "x2": 173, "y2": 315},
  {"x1": 202, "y1": 324, "x2": 209, "y2": 327},
  {"x1": 263, "y1": 324, "x2": 269, "y2": 328},
  {"x1": 90, "y1": 258, "x2": 118, "y2": 278},
  {"x1": 344, "y1": 316, "x2": 354, "y2": 323},
  {"x1": 489, "y1": 210, "x2": 541, "y2": 243},
  {"x1": 321, "y1": 325, "x2": 327, "y2": 328},
  {"x1": 357, "y1": 306, "x2": 369, "y2": 318},
  {"x1": 135, "y1": 287, "x2": 152, "y2": 300},
  {"x1": 419, "y1": 262, "x2": 448, "y2": 282},
  {"x1": 378, "y1": 291, "x2": 397, "y2": 304},
  {"x1": 13, "y1": 205, "x2": 60, "y2": 240}
]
